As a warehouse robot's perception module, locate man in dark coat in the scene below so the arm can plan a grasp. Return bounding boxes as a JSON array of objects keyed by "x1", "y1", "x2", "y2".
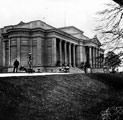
[{"x1": 13, "y1": 59, "x2": 19, "y2": 73}]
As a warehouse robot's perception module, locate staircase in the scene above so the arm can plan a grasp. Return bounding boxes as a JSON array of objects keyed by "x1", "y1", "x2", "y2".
[{"x1": 69, "y1": 67, "x2": 84, "y2": 73}]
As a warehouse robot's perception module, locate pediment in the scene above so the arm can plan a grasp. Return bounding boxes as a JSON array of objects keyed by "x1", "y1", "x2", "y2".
[
  {"x1": 91, "y1": 36, "x2": 101, "y2": 46},
  {"x1": 59, "y1": 26, "x2": 90, "y2": 40}
]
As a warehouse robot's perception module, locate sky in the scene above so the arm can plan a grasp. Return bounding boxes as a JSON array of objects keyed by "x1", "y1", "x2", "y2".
[{"x1": 0, "y1": 0, "x2": 111, "y2": 38}]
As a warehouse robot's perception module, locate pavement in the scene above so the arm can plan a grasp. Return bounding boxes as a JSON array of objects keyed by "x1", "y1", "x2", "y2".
[{"x1": 0, "y1": 72, "x2": 71, "y2": 77}]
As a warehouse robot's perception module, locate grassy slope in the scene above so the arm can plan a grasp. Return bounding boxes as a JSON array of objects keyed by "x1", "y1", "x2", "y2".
[{"x1": 0, "y1": 73, "x2": 123, "y2": 120}]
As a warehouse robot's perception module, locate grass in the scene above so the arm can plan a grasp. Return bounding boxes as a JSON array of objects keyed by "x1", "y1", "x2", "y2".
[{"x1": 0, "y1": 73, "x2": 123, "y2": 120}]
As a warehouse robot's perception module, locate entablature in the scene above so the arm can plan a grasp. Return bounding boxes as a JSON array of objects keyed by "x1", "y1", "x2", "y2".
[{"x1": 46, "y1": 29, "x2": 80, "y2": 44}]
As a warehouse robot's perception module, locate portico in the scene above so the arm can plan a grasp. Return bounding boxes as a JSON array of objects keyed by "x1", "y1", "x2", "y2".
[{"x1": 55, "y1": 39, "x2": 78, "y2": 67}]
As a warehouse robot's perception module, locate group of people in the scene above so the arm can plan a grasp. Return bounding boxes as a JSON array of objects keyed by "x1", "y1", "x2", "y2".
[
  {"x1": 13, "y1": 59, "x2": 91, "y2": 73},
  {"x1": 59, "y1": 64, "x2": 70, "y2": 73},
  {"x1": 13, "y1": 58, "x2": 32, "y2": 73}
]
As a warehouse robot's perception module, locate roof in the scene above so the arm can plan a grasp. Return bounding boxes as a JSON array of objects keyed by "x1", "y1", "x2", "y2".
[
  {"x1": 1, "y1": 20, "x2": 102, "y2": 47},
  {"x1": 59, "y1": 26, "x2": 90, "y2": 40},
  {"x1": 4, "y1": 20, "x2": 55, "y2": 30},
  {"x1": 59, "y1": 26, "x2": 84, "y2": 34}
]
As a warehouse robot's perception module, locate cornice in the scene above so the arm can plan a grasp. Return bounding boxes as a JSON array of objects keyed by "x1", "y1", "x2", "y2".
[
  {"x1": 46, "y1": 29, "x2": 80, "y2": 42},
  {"x1": 6, "y1": 27, "x2": 45, "y2": 33},
  {"x1": 2, "y1": 27, "x2": 46, "y2": 38}
]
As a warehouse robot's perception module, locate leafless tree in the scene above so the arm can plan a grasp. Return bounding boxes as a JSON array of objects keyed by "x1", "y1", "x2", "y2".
[
  {"x1": 95, "y1": 0, "x2": 123, "y2": 51},
  {"x1": 113, "y1": 0, "x2": 123, "y2": 6}
]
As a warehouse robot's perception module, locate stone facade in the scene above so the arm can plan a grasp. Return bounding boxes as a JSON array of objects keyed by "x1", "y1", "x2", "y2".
[{"x1": 0, "y1": 20, "x2": 104, "y2": 72}]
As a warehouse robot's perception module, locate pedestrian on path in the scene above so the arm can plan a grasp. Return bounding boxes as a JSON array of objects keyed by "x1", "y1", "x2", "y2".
[{"x1": 13, "y1": 59, "x2": 19, "y2": 73}]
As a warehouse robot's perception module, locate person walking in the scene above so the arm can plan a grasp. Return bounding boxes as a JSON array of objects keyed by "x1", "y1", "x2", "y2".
[{"x1": 13, "y1": 59, "x2": 19, "y2": 73}]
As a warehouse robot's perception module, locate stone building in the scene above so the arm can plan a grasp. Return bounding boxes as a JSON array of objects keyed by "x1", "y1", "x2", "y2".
[{"x1": 0, "y1": 20, "x2": 104, "y2": 73}]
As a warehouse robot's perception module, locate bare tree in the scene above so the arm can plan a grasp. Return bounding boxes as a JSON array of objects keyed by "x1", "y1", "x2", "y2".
[
  {"x1": 95, "y1": 0, "x2": 123, "y2": 51},
  {"x1": 113, "y1": 0, "x2": 123, "y2": 6}
]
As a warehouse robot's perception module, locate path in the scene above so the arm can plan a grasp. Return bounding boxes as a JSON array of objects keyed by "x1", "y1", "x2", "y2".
[{"x1": 0, "y1": 72, "x2": 71, "y2": 77}]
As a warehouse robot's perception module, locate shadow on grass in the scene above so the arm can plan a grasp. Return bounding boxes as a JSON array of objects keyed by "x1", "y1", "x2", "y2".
[
  {"x1": 0, "y1": 78, "x2": 28, "y2": 120},
  {"x1": 87, "y1": 73, "x2": 123, "y2": 90}
]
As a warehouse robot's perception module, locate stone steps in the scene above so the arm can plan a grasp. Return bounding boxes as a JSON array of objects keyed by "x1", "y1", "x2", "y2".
[{"x1": 69, "y1": 67, "x2": 84, "y2": 73}]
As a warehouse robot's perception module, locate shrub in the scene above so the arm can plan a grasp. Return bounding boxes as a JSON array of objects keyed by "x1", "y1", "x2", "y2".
[{"x1": 100, "y1": 106, "x2": 123, "y2": 120}]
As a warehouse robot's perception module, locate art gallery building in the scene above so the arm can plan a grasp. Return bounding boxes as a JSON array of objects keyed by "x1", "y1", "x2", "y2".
[{"x1": 0, "y1": 20, "x2": 104, "y2": 73}]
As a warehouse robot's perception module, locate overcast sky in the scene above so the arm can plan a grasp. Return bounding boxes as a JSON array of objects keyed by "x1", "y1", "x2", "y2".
[{"x1": 0, "y1": 0, "x2": 111, "y2": 38}]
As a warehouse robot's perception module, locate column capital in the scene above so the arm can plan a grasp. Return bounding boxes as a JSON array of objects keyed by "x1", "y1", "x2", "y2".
[
  {"x1": 77, "y1": 44, "x2": 82, "y2": 47},
  {"x1": 60, "y1": 39, "x2": 63, "y2": 44},
  {"x1": 73, "y1": 43, "x2": 76, "y2": 47},
  {"x1": 64, "y1": 41, "x2": 67, "y2": 43},
  {"x1": 59, "y1": 39, "x2": 62, "y2": 43},
  {"x1": 93, "y1": 47, "x2": 96, "y2": 49},
  {"x1": 71, "y1": 43, "x2": 74, "y2": 45},
  {"x1": 69, "y1": 42, "x2": 72, "y2": 45}
]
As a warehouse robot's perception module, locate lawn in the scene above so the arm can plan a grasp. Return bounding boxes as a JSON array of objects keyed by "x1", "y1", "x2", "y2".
[{"x1": 0, "y1": 73, "x2": 123, "y2": 120}]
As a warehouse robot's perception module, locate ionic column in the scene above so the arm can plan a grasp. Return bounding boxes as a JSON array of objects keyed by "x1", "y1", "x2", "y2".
[
  {"x1": 82, "y1": 46, "x2": 86, "y2": 62},
  {"x1": 91, "y1": 47, "x2": 93, "y2": 68},
  {"x1": 93, "y1": 47, "x2": 96, "y2": 68},
  {"x1": 59, "y1": 40, "x2": 62, "y2": 66},
  {"x1": 95, "y1": 48, "x2": 97, "y2": 68},
  {"x1": 97, "y1": 48, "x2": 100, "y2": 68},
  {"x1": 99, "y1": 52, "x2": 101, "y2": 68},
  {"x1": 73, "y1": 44, "x2": 76, "y2": 67},
  {"x1": 95, "y1": 48, "x2": 96, "y2": 68},
  {"x1": 76, "y1": 45, "x2": 83, "y2": 67},
  {"x1": 8, "y1": 39, "x2": 11, "y2": 66},
  {"x1": 64, "y1": 41, "x2": 67, "y2": 65},
  {"x1": 69, "y1": 43, "x2": 71, "y2": 66},
  {"x1": 89, "y1": 46, "x2": 92, "y2": 67},
  {"x1": 96, "y1": 48, "x2": 98, "y2": 68},
  {"x1": 2, "y1": 41, "x2": 5, "y2": 67}
]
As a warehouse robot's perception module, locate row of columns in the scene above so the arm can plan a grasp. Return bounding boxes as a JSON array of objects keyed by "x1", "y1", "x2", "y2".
[
  {"x1": 53, "y1": 38, "x2": 104, "y2": 68},
  {"x1": 55, "y1": 38, "x2": 77, "y2": 67},
  {"x1": 62, "y1": 40, "x2": 76, "y2": 67},
  {"x1": 89, "y1": 46, "x2": 103, "y2": 68}
]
